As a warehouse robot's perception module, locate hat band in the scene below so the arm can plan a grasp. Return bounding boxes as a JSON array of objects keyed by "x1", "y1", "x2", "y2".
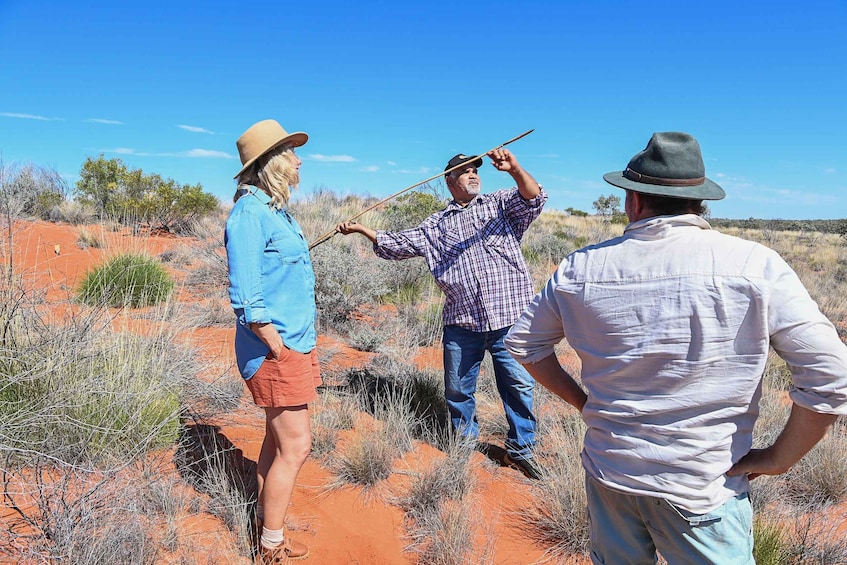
[{"x1": 624, "y1": 168, "x2": 705, "y2": 187}]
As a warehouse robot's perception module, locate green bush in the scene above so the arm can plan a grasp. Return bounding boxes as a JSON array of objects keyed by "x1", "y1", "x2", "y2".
[
  {"x1": 77, "y1": 253, "x2": 174, "y2": 307},
  {"x1": 382, "y1": 190, "x2": 444, "y2": 230},
  {"x1": 75, "y1": 155, "x2": 219, "y2": 232}
]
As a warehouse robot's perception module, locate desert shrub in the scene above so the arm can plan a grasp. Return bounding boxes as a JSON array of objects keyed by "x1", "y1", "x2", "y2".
[
  {"x1": 782, "y1": 418, "x2": 847, "y2": 505},
  {"x1": 348, "y1": 320, "x2": 391, "y2": 352},
  {"x1": 174, "y1": 423, "x2": 256, "y2": 557},
  {"x1": 384, "y1": 299, "x2": 444, "y2": 350},
  {"x1": 351, "y1": 355, "x2": 449, "y2": 440},
  {"x1": 332, "y1": 429, "x2": 396, "y2": 486},
  {"x1": 331, "y1": 367, "x2": 422, "y2": 486},
  {"x1": 520, "y1": 413, "x2": 589, "y2": 559},
  {"x1": 77, "y1": 252, "x2": 174, "y2": 307},
  {"x1": 183, "y1": 240, "x2": 228, "y2": 295},
  {"x1": 774, "y1": 507, "x2": 847, "y2": 563},
  {"x1": 0, "y1": 462, "x2": 160, "y2": 565},
  {"x1": 0, "y1": 317, "x2": 192, "y2": 466},
  {"x1": 47, "y1": 199, "x2": 97, "y2": 225},
  {"x1": 311, "y1": 242, "x2": 389, "y2": 329},
  {"x1": 311, "y1": 391, "x2": 357, "y2": 458},
  {"x1": 399, "y1": 433, "x2": 476, "y2": 516},
  {"x1": 75, "y1": 155, "x2": 219, "y2": 232},
  {"x1": 592, "y1": 193, "x2": 622, "y2": 220},
  {"x1": 753, "y1": 518, "x2": 788, "y2": 565},
  {"x1": 76, "y1": 226, "x2": 103, "y2": 249},
  {"x1": 382, "y1": 190, "x2": 445, "y2": 231},
  {"x1": 183, "y1": 299, "x2": 233, "y2": 328},
  {"x1": 0, "y1": 161, "x2": 68, "y2": 220},
  {"x1": 521, "y1": 229, "x2": 574, "y2": 266},
  {"x1": 380, "y1": 259, "x2": 434, "y2": 306},
  {"x1": 404, "y1": 500, "x2": 489, "y2": 565},
  {"x1": 185, "y1": 211, "x2": 227, "y2": 241}
]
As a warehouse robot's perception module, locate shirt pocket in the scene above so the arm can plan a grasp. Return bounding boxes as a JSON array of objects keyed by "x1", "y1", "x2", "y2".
[
  {"x1": 479, "y1": 216, "x2": 510, "y2": 251},
  {"x1": 438, "y1": 229, "x2": 467, "y2": 262},
  {"x1": 267, "y1": 232, "x2": 306, "y2": 264}
]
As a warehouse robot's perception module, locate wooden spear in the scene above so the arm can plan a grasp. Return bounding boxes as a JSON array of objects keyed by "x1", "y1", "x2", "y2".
[{"x1": 308, "y1": 129, "x2": 535, "y2": 250}]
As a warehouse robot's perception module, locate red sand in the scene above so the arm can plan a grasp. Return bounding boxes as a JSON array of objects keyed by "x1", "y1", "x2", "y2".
[{"x1": 3, "y1": 220, "x2": 558, "y2": 564}]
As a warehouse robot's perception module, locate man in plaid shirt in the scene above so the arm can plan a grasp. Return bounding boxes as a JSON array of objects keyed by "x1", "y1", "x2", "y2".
[{"x1": 337, "y1": 148, "x2": 547, "y2": 479}]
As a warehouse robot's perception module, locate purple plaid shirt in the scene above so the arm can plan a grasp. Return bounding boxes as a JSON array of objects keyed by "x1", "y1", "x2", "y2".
[{"x1": 374, "y1": 187, "x2": 547, "y2": 332}]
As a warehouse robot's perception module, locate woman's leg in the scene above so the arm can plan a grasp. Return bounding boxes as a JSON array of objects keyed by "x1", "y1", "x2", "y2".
[
  {"x1": 256, "y1": 417, "x2": 274, "y2": 519},
  {"x1": 260, "y1": 404, "x2": 312, "y2": 530}
]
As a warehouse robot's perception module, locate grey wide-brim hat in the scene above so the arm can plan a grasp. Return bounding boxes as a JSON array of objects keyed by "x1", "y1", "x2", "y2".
[{"x1": 603, "y1": 132, "x2": 725, "y2": 200}]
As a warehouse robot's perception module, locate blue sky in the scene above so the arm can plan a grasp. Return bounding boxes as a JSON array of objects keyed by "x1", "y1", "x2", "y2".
[{"x1": 1, "y1": 0, "x2": 845, "y2": 219}]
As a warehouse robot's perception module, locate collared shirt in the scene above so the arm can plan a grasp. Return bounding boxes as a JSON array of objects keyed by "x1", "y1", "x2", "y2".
[
  {"x1": 505, "y1": 214, "x2": 847, "y2": 513},
  {"x1": 225, "y1": 187, "x2": 317, "y2": 379},
  {"x1": 374, "y1": 187, "x2": 547, "y2": 332}
]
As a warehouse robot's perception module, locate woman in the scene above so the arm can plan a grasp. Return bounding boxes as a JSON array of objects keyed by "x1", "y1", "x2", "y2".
[{"x1": 225, "y1": 119, "x2": 320, "y2": 564}]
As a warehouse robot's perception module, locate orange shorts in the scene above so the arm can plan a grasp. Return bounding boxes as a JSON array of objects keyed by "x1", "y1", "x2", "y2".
[{"x1": 245, "y1": 348, "x2": 322, "y2": 408}]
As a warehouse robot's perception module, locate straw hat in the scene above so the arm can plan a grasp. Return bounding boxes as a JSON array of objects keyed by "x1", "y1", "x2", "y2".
[
  {"x1": 234, "y1": 119, "x2": 308, "y2": 179},
  {"x1": 603, "y1": 132, "x2": 724, "y2": 200}
]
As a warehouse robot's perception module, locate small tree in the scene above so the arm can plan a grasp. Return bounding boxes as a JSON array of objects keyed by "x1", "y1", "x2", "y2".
[
  {"x1": 75, "y1": 155, "x2": 219, "y2": 232},
  {"x1": 592, "y1": 194, "x2": 622, "y2": 220},
  {"x1": 382, "y1": 189, "x2": 445, "y2": 230}
]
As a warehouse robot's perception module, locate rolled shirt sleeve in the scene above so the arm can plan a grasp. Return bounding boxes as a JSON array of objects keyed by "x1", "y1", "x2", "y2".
[
  {"x1": 505, "y1": 272, "x2": 566, "y2": 364},
  {"x1": 767, "y1": 254, "x2": 847, "y2": 414},
  {"x1": 225, "y1": 209, "x2": 270, "y2": 324}
]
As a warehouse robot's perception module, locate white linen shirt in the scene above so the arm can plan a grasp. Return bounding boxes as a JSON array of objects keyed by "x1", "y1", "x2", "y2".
[{"x1": 505, "y1": 214, "x2": 847, "y2": 513}]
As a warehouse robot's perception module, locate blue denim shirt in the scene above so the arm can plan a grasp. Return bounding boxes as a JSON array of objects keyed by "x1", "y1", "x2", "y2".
[{"x1": 225, "y1": 187, "x2": 317, "y2": 379}]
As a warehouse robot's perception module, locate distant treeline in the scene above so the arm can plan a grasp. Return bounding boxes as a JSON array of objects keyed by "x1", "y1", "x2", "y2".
[{"x1": 710, "y1": 217, "x2": 847, "y2": 236}]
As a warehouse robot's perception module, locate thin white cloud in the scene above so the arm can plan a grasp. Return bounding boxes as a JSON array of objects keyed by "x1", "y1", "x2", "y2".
[
  {"x1": 824, "y1": 167, "x2": 837, "y2": 174},
  {"x1": 723, "y1": 178, "x2": 838, "y2": 208},
  {"x1": 179, "y1": 125, "x2": 215, "y2": 134},
  {"x1": 307, "y1": 154, "x2": 357, "y2": 163},
  {"x1": 1, "y1": 112, "x2": 54, "y2": 121},
  {"x1": 395, "y1": 167, "x2": 432, "y2": 174},
  {"x1": 101, "y1": 147, "x2": 234, "y2": 159},
  {"x1": 577, "y1": 179, "x2": 605, "y2": 190},
  {"x1": 387, "y1": 160, "x2": 397, "y2": 166},
  {"x1": 537, "y1": 153, "x2": 560, "y2": 159},
  {"x1": 181, "y1": 149, "x2": 233, "y2": 158},
  {"x1": 360, "y1": 165, "x2": 380, "y2": 173},
  {"x1": 86, "y1": 118, "x2": 123, "y2": 125}
]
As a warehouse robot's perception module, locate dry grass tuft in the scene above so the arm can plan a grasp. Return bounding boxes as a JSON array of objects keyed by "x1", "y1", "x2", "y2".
[{"x1": 518, "y1": 413, "x2": 589, "y2": 561}]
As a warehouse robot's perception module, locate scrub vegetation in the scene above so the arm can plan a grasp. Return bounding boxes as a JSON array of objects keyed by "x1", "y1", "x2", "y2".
[{"x1": 1, "y1": 160, "x2": 845, "y2": 563}]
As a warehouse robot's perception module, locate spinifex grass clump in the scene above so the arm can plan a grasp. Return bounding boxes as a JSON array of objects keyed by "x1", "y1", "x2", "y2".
[
  {"x1": 77, "y1": 252, "x2": 174, "y2": 307},
  {"x1": 0, "y1": 309, "x2": 192, "y2": 467}
]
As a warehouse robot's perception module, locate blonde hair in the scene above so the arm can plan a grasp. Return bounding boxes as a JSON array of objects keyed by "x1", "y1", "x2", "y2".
[{"x1": 234, "y1": 146, "x2": 300, "y2": 208}]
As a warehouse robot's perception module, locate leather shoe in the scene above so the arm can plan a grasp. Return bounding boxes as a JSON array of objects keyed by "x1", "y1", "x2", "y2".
[
  {"x1": 503, "y1": 453, "x2": 544, "y2": 480},
  {"x1": 255, "y1": 537, "x2": 309, "y2": 564}
]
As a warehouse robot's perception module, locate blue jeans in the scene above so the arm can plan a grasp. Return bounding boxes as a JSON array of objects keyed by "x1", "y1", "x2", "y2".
[
  {"x1": 442, "y1": 324, "x2": 537, "y2": 460},
  {"x1": 585, "y1": 474, "x2": 754, "y2": 565}
]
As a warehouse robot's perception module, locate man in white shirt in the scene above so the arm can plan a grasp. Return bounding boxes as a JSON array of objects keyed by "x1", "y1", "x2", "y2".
[{"x1": 504, "y1": 132, "x2": 847, "y2": 564}]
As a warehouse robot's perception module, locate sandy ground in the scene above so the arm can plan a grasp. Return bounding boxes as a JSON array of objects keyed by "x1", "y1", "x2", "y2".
[
  {"x1": 3, "y1": 220, "x2": 565, "y2": 564},
  {"x1": 9, "y1": 219, "x2": 845, "y2": 564}
]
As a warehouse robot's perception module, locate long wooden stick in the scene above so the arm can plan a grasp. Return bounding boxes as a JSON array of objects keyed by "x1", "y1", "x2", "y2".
[{"x1": 308, "y1": 129, "x2": 534, "y2": 250}]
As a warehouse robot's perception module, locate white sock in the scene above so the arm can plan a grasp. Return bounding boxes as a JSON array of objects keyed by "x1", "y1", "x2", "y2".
[{"x1": 261, "y1": 526, "x2": 284, "y2": 550}]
